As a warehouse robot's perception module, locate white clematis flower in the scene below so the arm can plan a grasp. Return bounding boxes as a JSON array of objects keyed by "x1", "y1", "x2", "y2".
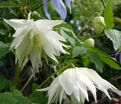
[
  {"x1": 38, "y1": 67, "x2": 121, "y2": 104},
  {"x1": 4, "y1": 18, "x2": 68, "y2": 69}
]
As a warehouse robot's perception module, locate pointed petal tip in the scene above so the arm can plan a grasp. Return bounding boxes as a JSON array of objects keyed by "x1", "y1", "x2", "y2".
[
  {"x1": 36, "y1": 87, "x2": 49, "y2": 92},
  {"x1": 3, "y1": 18, "x2": 7, "y2": 22},
  {"x1": 113, "y1": 89, "x2": 121, "y2": 96},
  {"x1": 3, "y1": 19, "x2": 9, "y2": 24}
]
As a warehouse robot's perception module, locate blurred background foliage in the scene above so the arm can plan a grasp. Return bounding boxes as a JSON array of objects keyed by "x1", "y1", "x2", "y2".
[{"x1": 0, "y1": 0, "x2": 121, "y2": 104}]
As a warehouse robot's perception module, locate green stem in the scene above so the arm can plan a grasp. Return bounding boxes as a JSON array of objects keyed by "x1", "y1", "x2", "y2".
[
  {"x1": 101, "y1": 0, "x2": 106, "y2": 8},
  {"x1": 14, "y1": 63, "x2": 21, "y2": 88},
  {"x1": 24, "y1": 0, "x2": 28, "y2": 7},
  {"x1": 77, "y1": 12, "x2": 96, "y2": 37},
  {"x1": 81, "y1": 34, "x2": 105, "y2": 41},
  {"x1": 32, "y1": 4, "x2": 43, "y2": 11},
  {"x1": 0, "y1": 6, "x2": 20, "y2": 8},
  {"x1": 21, "y1": 69, "x2": 37, "y2": 92}
]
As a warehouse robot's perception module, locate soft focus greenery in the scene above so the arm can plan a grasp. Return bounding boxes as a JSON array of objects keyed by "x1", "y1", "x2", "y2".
[{"x1": 0, "y1": 0, "x2": 121, "y2": 104}]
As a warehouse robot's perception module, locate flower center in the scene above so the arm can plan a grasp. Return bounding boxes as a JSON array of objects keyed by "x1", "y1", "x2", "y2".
[{"x1": 33, "y1": 33, "x2": 41, "y2": 47}]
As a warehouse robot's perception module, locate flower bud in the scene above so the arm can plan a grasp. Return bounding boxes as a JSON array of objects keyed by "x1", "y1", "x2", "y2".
[
  {"x1": 84, "y1": 38, "x2": 95, "y2": 47},
  {"x1": 92, "y1": 16, "x2": 105, "y2": 34}
]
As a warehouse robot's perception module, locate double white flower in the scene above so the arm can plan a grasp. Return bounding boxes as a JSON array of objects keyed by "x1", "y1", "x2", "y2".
[
  {"x1": 4, "y1": 18, "x2": 68, "y2": 69},
  {"x1": 38, "y1": 67, "x2": 121, "y2": 104}
]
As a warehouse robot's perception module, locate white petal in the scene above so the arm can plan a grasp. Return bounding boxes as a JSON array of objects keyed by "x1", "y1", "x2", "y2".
[
  {"x1": 15, "y1": 34, "x2": 32, "y2": 67},
  {"x1": 10, "y1": 35, "x2": 25, "y2": 49},
  {"x1": 72, "y1": 85, "x2": 80, "y2": 102},
  {"x1": 81, "y1": 68, "x2": 120, "y2": 98},
  {"x1": 35, "y1": 20, "x2": 63, "y2": 28},
  {"x1": 21, "y1": 56, "x2": 28, "y2": 69},
  {"x1": 76, "y1": 82, "x2": 89, "y2": 101},
  {"x1": 58, "y1": 69, "x2": 75, "y2": 95},
  {"x1": 59, "y1": 89, "x2": 64, "y2": 104},
  {"x1": 103, "y1": 89, "x2": 111, "y2": 99},
  {"x1": 30, "y1": 47, "x2": 41, "y2": 69},
  {"x1": 80, "y1": 92, "x2": 86, "y2": 104},
  {"x1": 42, "y1": 31, "x2": 68, "y2": 57},
  {"x1": 77, "y1": 70, "x2": 97, "y2": 101},
  {"x1": 13, "y1": 26, "x2": 31, "y2": 37},
  {"x1": 51, "y1": 86, "x2": 62, "y2": 104},
  {"x1": 42, "y1": 42, "x2": 58, "y2": 62},
  {"x1": 48, "y1": 30, "x2": 66, "y2": 41},
  {"x1": 41, "y1": 32, "x2": 62, "y2": 62},
  {"x1": 4, "y1": 19, "x2": 28, "y2": 30},
  {"x1": 48, "y1": 78, "x2": 60, "y2": 104},
  {"x1": 37, "y1": 87, "x2": 49, "y2": 91},
  {"x1": 111, "y1": 88, "x2": 121, "y2": 96}
]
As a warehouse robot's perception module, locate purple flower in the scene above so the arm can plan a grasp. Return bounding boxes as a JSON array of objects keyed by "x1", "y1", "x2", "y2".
[
  {"x1": 115, "y1": 51, "x2": 121, "y2": 64},
  {"x1": 111, "y1": 50, "x2": 121, "y2": 64},
  {"x1": 43, "y1": 0, "x2": 74, "y2": 19}
]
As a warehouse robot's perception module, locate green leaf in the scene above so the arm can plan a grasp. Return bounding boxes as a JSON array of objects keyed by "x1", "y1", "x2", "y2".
[
  {"x1": 87, "y1": 50, "x2": 104, "y2": 72},
  {"x1": 104, "y1": 0, "x2": 114, "y2": 29},
  {"x1": 0, "y1": 41, "x2": 10, "y2": 59},
  {"x1": 96, "y1": 49, "x2": 121, "y2": 70},
  {"x1": 12, "y1": 89, "x2": 23, "y2": 96},
  {"x1": 105, "y1": 29, "x2": 121, "y2": 50},
  {"x1": 60, "y1": 27, "x2": 78, "y2": 46},
  {"x1": 72, "y1": 45, "x2": 121, "y2": 71},
  {"x1": 60, "y1": 27, "x2": 77, "y2": 39},
  {"x1": 72, "y1": 46, "x2": 104, "y2": 72},
  {"x1": 0, "y1": 91, "x2": 34, "y2": 104},
  {"x1": 101, "y1": 56, "x2": 120, "y2": 69},
  {"x1": 0, "y1": 92, "x2": 17, "y2": 104},
  {"x1": 30, "y1": 91, "x2": 48, "y2": 104},
  {"x1": 14, "y1": 96, "x2": 33, "y2": 104},
  {"x1": 72, "y1": 46, "x2": 87, "y2": 58},
  {"x1": 90, "y1": 47, "x2": 121, "y2": 70},
  {"x1": 30, "y1": 83, "x2": 48, "y2": 104},
  {"x1": 60, "y1": 29, "x2": 75, "y2": 46},
  {"x1": 81, "y1": 56, "x2": 90, "y2": 67},
  {"x1": 0, "y1": 75, "x2": 9, "y2": 91},
  {"x1": 12, "y1": 90, "x2": 33, "y2": 104}
]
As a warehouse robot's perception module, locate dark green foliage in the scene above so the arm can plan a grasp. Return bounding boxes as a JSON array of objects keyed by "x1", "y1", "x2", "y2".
[{"x1": 0, "y1": 0, "x2": 121, "y2": 104}]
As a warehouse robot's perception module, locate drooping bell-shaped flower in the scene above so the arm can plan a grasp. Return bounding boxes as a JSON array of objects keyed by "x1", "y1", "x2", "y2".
[
  {"x1": 38, "y1": 67, "x2": 121, "y2": 104},
  {"x1": 43, "y1": 0, "x2": 74, "y2": 19},
  {"x1": 4, "y1": 17, "x2": 68, "y2": 69}
]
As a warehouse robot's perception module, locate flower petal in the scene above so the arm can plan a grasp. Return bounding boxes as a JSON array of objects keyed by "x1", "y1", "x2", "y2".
[
  {"x1": 77, "y1": 68, "x2": 97, "y2": 101},
  {"x1": 39, "y1": 67, "x2": 121, "y2": 104},
  {"x1": 76, "y1": 82, "x2": 89, "y2": 101},
  {"x1": 48, "y1": 78, "x2": 60, "y2": 104},
  {"x1": 72, "y1": 85, "x2": 81, "y2": 102},
  {"x1": 58, "y1": 68, "x2": 75, "y2": 95},
  {"x1": 59, "y1": 89, "x2": 65, "y2": 104},
  {"x1": 35, "y1": 20, "x2": 63, "y2": 29},
  {"x1": 82, "y1": 69, "x2": 120, "y2": 98},
  {"x1": 64, "y1": 0, "x2": 71, "y2": 13},
  {"x1": 41, "y1": 30, "x2": 67, "y2": 62},
  {"x1": 4, "y1": 19, "x2": 28, "y2": 30},
  {"x1": 30, "y1": 47, "x2": 41, "y2": 69},
  {"x1": 43, "y1": 0, "x2": 51, "y2": 19},
  {"x1": 51, "y1": 0, "x2": 67, "y2": 19},
  {"x1": 37, "y1": 87, "x2": 49, "y2": 91}
]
